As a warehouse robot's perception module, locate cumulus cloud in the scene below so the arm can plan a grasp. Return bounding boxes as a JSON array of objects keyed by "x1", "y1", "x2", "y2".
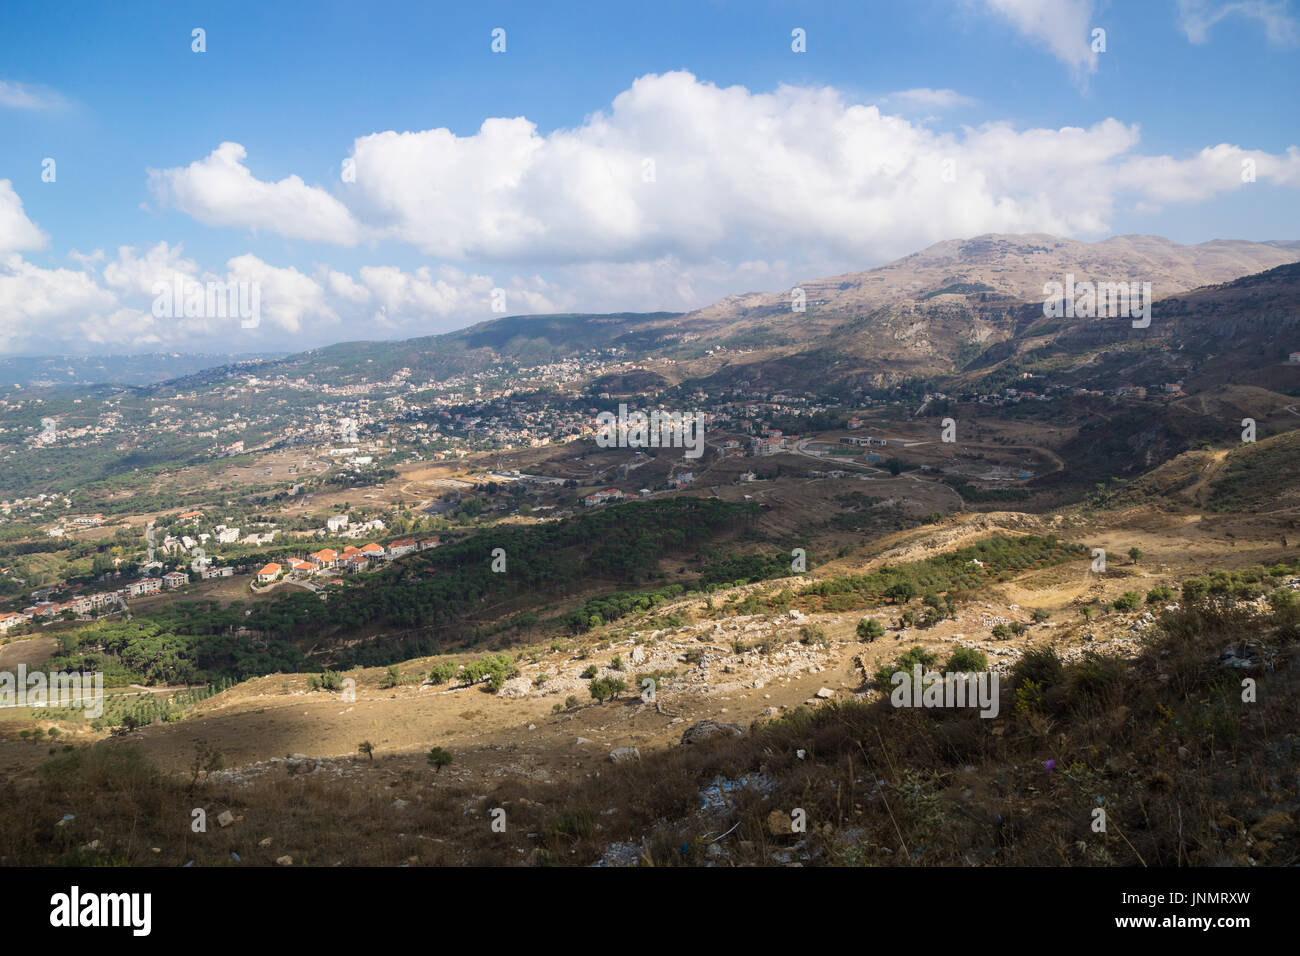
[
  {"x1": 102, "y1": 242, "x2": 200, "y2": 298},
  {"x1": 147, "y1": 142, "x2": 361, "y2": 245},
  {"x1": 147, "y1": 73, "x2": 1298, "y2": 275},
  {"x1": 1178, "y1": 0, "x2": 1299, "y2": 44},
  {"x1": 0, "y1": 253, "x2": 117, "y2": 353},
  {"x1": 0, "y1": 180, "x2": 48, "y2": 254}
]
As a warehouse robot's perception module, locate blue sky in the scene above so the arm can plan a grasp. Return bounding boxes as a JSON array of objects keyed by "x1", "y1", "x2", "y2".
[{"x1": 0, "y1": 0, "x2": 1297, "y2": 356}]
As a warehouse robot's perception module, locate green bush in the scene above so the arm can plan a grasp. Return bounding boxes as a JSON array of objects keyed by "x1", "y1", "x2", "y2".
[
  {"x1": 944, "y1": 646, "x2": 989, "y2": 673},
  {"x1": 1012, "y1": 647, "x2": 1063, "y2": 689},
  {"x1": 428, "y1": 660, "x2": 459, "y2": 684},
  {"x1": 856, "y1": 617, "x2": 885, "y2": 642},
  {"x1": 874, "y1": 645, "x2": 939, "y2": 686},
  {"x1": 1112, "y1": 591, "x2": 1142, "y2": 612},
  {"x1": 1066, "y1": 651, "x2": 1126, "y2": 708},
  {"x1": 589, "y1": 676, "x2": 626, "y2": 703},
  {"x1": 426, "y1": 747, "x2": 453, "y2": 773},
  {"x1": 799, "y1": 624, "x2": 828, "y2": 647},
  {"x1": 1146, "y1": 585, "x2": 1174, "y2": 605}
]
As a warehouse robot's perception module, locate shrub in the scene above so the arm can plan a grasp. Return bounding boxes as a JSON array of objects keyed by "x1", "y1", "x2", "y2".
[
  {"x1": 428, "y1": 661, "x2": 458, "y2": 685},
  {"x1": 1112, "y1": 591, "x2": 1142, "y2": 612},
  {"x1": 1269, "y1": 588, "x2": 1300, "y2": 631},
  {"x1": 1012, "y1": 647, "x2": 1063, "y2": 690},
  {"x1": 564, "y1": 695, "x2": 580, "y2": 710},
  {"x1": 1146, "y1": 585, "x2": 1174, "y2": 605},
  {"x1": 589, "y1": 676, "x2": 626, "y2": 703},
  {"x1": 944, "y1": 646, "x2": 988, "y2": 673},
  {"x1": 875, "y1": 645, "x2": 939, "y2": 686},
  {"x1": 581, "y1": 664, "x2": 599, "y2": 679},
  {"x1": 800, "y1": 624, "x2": 828, "y2": 647},
  {"x1": 357, "y1": 741, "x2": 375, "y2": 761},
  {"x1": 856, "y1": 617, "x2": 885, "y2": 642},
  {"x1": 379, "y1": 665, "x2": 403, "y2": 689},
  {"x1": 426, "y1": 747, "x2": 453, "y2": 773},
  {"x1": 317, "y1": 670, "x2": 342, "y2": 692},
  {"x1": 1066, "y1": 651, "x2": 1126, "y2": 709}
]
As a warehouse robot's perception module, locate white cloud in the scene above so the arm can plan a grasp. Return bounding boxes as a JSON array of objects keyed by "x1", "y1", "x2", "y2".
[
  {"x1": 0, "y1": 253, "x2": 117, "y2": 353},
  {"x1": 102, "y1": 242, "x2": 200, "y2": 298},
  {"x1": 887, "y1": 88, "x2": 977, "y2": 108},
  {"x1": 1178, "y1": 0, "x2": 1299, "y2": 44},
  {"x1": 147, "y1": 142, "x2": 361, "y2": 245},
  {"x1": 1118, "y1": 143, "x2": 1300, "y2": 203},
  {"x1": 0, "y1": 79, "x2": 68, "y2": 111},
  {"x1": 146, "y1": 72, "x2": 1300, "y2": 276},
  {"x1": 981, "y1": 0, "x2": 1098, "y2": 77},
  {"x1": 223, "y1": 254, "x2": 340, "y2": 335},
  {"x1": 0, "y1": 180, "x2": 48, "y2": 254}
]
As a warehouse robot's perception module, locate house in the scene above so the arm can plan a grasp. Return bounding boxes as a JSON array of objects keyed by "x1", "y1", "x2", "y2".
[
  {"x1": 124, "y1": 578, "x2": 161, "y2": 597},
  {"x1": 387, "y1": 539, "x2": 416, "y2": 558},
  {"x1": 326, "y1": 514, "x2": 349, "y2": 532},
  {"x1": 177, "y1": 510, "x2": 203, "y2": 522},
  {"x1": 308, "y1": 548, "x2": 339, "y2": 568},
  {"x1": 256, "y1": 563, "x2": 282, "y2": 583},
  {"x1": 1289, "y1": 351, "x2": 1300, "y2": 364},
  {"x1": 0, "y1": 611, "x2": 31, "y2": 631},
  {"x1": 582, "y1": 488, "x2": 625, "y2": 507},
  {"x1": 290, "y1": 560, "x2": 316, "y2": 575},
  {"x1": 162, "y1": 571, "x2": 189, "y2": 589},
  {"x1": 360, "y1": 542, "x2": 385, "y2": 558},
  {"x1": 216, "y1": 528, "x2": 240, "y2": 544},
  {"x1": 200, "y1": 566, "x2": 234, "y2": 580},
  {"x1": 418, "y1": 537, "x2": 440, "y2": 551}
]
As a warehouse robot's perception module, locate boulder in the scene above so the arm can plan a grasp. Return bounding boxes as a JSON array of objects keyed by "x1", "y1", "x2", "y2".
[
  {"x1": 680, "y1": 720, "x2": 746, "y2": 745},
  {"x1": 609, "y1": 747, "x2": 641, "y2": 763}
]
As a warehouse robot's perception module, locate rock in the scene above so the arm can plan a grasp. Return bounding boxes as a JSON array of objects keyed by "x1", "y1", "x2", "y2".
[
  {"x1": 393, "y1": 799, "x2": 408, "y2": 809},
  {"x1": 217, "y1": 810, "x2": 235, "y2": 828},
  {"x1": 573, "y1": 737, "x2": 594, "y2": 746},
  {"x1": 767, "y1": 809, "x2": 794, "y2": 836},
  {"x1": 761, "y1": 707, "x2": 780, "y2": 718},
  {"x1": 680, "y1": 720, "x2": 745, "y2": 745},
  {"x1": 629, "y1": 646, "x2": 646, "y2": 665},
  {"x1": 609, "y1": 747, "x2": 640, "y2": 763},
  {"x1": 275, "y1": 855, "x2": 293, "y2": 866},
  {"x1": 258, "y1": 837, "x2": 273, "y2": 848},
  {"x1": 815, "y1": 687, "x2": 834, "y2": 699},
  {"x1": 497, "y1": 676, "x2": 533, "y2": 699}
]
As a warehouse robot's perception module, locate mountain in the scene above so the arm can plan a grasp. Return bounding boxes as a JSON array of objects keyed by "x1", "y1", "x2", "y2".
[
  {"x1": 150, "y1": 233, "x2": 1300, "y2": 396},
  {"x1": 0, "y1": 351, "x2": 286, "y2": 388}
]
